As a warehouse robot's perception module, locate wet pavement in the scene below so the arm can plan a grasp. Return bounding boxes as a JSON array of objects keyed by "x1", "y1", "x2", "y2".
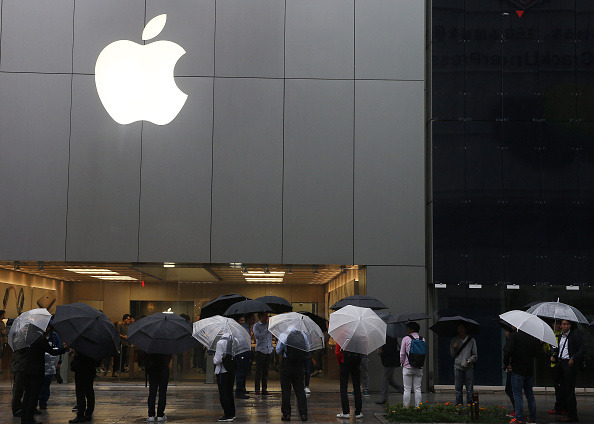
[{"x1": 2, "y1": 381, "x2": 594, "y2": 424}]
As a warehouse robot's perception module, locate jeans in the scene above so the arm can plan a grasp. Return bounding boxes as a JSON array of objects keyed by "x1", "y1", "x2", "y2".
[
  {"x1": 454, "y1": 368, "x2": 474, "y2": 406},
  {"x1": 511, "y1": 372, "x2": 536, "y2": 421},
  {"x1": 254, "y1": 351, "x2": 271, "y2": 392},
  {"x1": 339, "y1": 362, "x2": 362, "y2": 415},
  {"x1": 505, "y1": 371, "x2": 515, "y2": 410},
  {"x1": 380, "y1": 366, "x2": 403, "y2": 401},
  {"x1": 148, "y1": 367, "x2": 169, "y2": 417},
  {"x1": 217, "y1": 371, "x2": 236, "y2": 419},
  {"x1": 360, "y1": 355, "x2": 369, "y2": 390},
  {"x1": 304, "y1": 357, "x2": 312, "y2": 388},
  {"x1": 402, "y1": 367, "x2": 422, "y2": 407},
  {"x1": 280, "y1": 362, "x2": 307, "y2": 417},
  {"x1": 38, "y1": 374, "x2": 54, "y2": 407}
]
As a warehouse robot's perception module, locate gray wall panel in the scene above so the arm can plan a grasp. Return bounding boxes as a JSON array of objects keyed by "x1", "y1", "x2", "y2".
[
  {"x1": 0, "y1": 73, "x2": 71, "y2": 260},
  {"x1": 211, "y1": 78, "x2": 284, "y2": 263},
  {"x1": 283, "y1": 79, "x2": 354, "y2": 264},
  {"x1": 146, "y1": 0, "x2": 215, "y2": 77},
  {"x1": 354, "y1": 81, "x2": 425, "y2": 266},
  {"x1": 73, "y1": 0, "x2": 145, "y2": 74},
  {"x1": 67, "y1": 75, "x2": 141, "y2": 261},
  {"x1": 285, "y1": 0, "x2": 354, "y2": 79},
  {"x1": 215, "y1": 0, "x2": 285, "y2": 78},
  {"x1": 139, "y1": 77, "x2": 213, "y2": 262},
  {"x1": 0, "y1": 0, "x2": 74, "y2": 73},
  {"x1": 355, "y1": 0, "x2": 424, "y2": 80},
  {"x1": 365, "y1": 265, "x2": 427, "y2": 392}
]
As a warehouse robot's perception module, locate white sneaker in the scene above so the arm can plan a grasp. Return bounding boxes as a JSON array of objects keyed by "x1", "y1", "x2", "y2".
[
  {"x1": 304, "y1": 387, "x2": 311, "y2": 395},
  {"x1": 148, "y1": 417, "x2": 155, "y2": 422},
  {"x1": 336, "y1": 413, "x2": 350, "y2": 419},
  {"x1": 157, "y1": 416, "x2": 167, "y2": 422},
  {"x1": 355, "y1": 413, "x2": 363, "y2": 419}
]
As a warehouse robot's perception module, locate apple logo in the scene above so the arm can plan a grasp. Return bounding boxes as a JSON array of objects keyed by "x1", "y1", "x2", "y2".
[{"x1": 95, "y1": 14, "x2": 188, "y2": 125}]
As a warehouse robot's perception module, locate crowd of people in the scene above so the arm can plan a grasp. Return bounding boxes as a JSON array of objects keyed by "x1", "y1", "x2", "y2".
[{"x1": 1, "y1": 308, "x2": 590, "y2": 424}]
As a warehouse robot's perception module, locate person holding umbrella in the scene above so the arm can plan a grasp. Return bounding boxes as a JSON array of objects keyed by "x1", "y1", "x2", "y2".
[
  {"x1": 276, "y1": 328, "x2": 308, "y2": 421},
  {"x1": 253, "y1": 312, "x2": 273, "y2": 396},
  {"x1": 145, "y1": 353, "x2": 173, "y2": 422},
  {"x1": 234, "y1": 316, "x2": 250, "y2": 399},
  {"x1": 69, "y1": 351, "x2": 101, "y2": 423},
  {"x1": 552, "y1": 320, "x2": 586, "y2": 423},
  {"x1": 214, "y1": 333, "x2": 237, "y2": 422},
  {"x1": 450, "y1": 322, "x2": 478, "y2": 406}
]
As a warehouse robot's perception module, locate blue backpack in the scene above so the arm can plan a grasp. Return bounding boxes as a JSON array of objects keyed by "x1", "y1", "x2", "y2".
[{"x1": 406, "y1": 335, "x2": 427, "y2": 368}]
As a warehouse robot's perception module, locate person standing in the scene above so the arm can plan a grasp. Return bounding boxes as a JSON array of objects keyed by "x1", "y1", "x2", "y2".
[
  {"x1": 277, "y1": 329, "x2": 308, "y2": 421},
  {"x1": 69, "y1": 351, "x2": 100, "y2": 423},
  {"x1": 359, "y1": 355, "x2": 370, "y2": 397},
  {"x1": 502, "y1": 329, "x2": 516, "y2": 419},
  {"x1": 214, "y1": 333, "x2": 236, "y2": 422},
  {"x1": 335, "y1": 343, "x2": 363, "y2": 419},
  {"x1": 0, "y1": 310, "x2": 7, "y2": 373},
  {"x1": 503, "y1": 328, "x2": 541, "y2": 424},
  {"x1": 146, "y1": 353, "x2": 172, "y2": 422},
  {"x1": 38, "y1": 326, "x2": 62, "y2": 410},
  {"x1": 116, "y1": 314, "x2": 131, "y2": 373},
  {"x1": 253, "y1": 312, "x2": 273, "y2": 396},
  {"x1": 545, "y1": 321, "x2": 564, "y2": 416},
  {"x1": 400, "y1": 321, "x2": 424, "y2": 408},
  {"x1": 22, "y1": 329, "x2": 67, "y2": 424},
  {"x1": 375, "y1": 336, "x2": 403, "y2": 405},
  {"x1": 552, "y1": 320, "x2": 585, "y2": 423},
  {"x1": 11, "y1": 346, "x2": 27, "y2": 417},
  {"x1": 450, "y1": 323, "x2": 478, "y2": 406},
  {"x1": 234, "y1": 316, "x2": 250, "y2": 399}
]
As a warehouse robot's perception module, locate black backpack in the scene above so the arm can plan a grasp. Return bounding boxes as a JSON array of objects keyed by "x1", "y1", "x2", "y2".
[
  {"x1": 222, "y1": 353, "x2": 238, "y2": 373},
  {"x1": 285, "y1": 331, "x2": 307, "y2": 363},
  {"x1": 343, "y1": 350, "x2": 363, "y2": 367}
]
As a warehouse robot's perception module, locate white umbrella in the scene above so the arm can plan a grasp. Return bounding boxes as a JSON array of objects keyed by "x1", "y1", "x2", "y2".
[
  {"x1": 526, "y1": 301, "x2": 588, "y2": 324},
  {"x1": 328, "y1": 305, "x2": 386, "y2": 355},
  {"x1": 192, "y1": 315, "x2": 251, "y2": 356},
  {"x1": 499, "y1": 310, "x2": 558, "y2": 347},
  {"x1": 8, "y1": 308, "x2": 52, "y2": 350},
  {"x1": 269, "y1": 312, "x2": 325, "y2": 351}
]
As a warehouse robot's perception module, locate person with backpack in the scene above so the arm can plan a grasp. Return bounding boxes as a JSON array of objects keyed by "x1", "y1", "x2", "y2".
[
  {"x1": 145, "y1": 353, "x2": 172, "y2": 422},
  {"x1": 450, "y1": 323, "x2": 477, "y2": 406},
  {"x1": 399, "y1": 321, "x2": 425, "y2": 408},
  {"x1": 214, "y1": 333, "x2": 237, "y2": 422},
  {"x1": 335, "y1": 343, "x2": 363, "y2": 419},
  {"x1": 277, "y1": 328, "x2": 308, "y2": 421}
]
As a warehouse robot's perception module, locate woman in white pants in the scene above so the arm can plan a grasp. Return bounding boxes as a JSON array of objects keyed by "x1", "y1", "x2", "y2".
[{"x1": 400, "y1": 322, "x2": 423, "y2": 407}]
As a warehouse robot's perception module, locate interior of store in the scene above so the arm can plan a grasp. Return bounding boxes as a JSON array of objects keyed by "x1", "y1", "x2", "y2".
[{"x1": 0, "y1": 261, "x2": 366, "y2": 384}]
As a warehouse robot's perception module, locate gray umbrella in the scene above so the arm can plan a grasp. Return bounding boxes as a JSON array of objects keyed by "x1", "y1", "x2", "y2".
[
  {"x1": 526, "y1": 301, "x2": 589, "y2": 324},
  {"x1": 377, "y1": 312, "x2": 407, "y2": 339},
  {"x1": 128, "y1": 312, "x2": 199, "y2": 354}
]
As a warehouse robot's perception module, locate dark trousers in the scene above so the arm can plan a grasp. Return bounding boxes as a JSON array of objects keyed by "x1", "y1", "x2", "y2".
[
  {"x1": 304, "y1": 358, "x2": 312, "y2": 388},
  {"x1": 75, "y1": 372, "x2": 95, "y2": 418},
  {"x1": 38, "y1": 374, "x2": 54, "y2": 407},
  {"x1": 254, "y1": 351, "x2": 271, "y2": 392},
  {"x1": 551, "y1": 365, "x2": 566, "y2": 413},
  {"x1": 148, "y1": 367, "x2": 170, "y2": 417},
  {"x1": 280, "y1": 363, "x2": 307, "y2": 417},
  {"x1": 21, "y1": 374, "x2": 43, "y2": 424},
  {"x1": 235, "y1": 352, "x2": 250, "y2": 396},
  {"x1": 505, "y1": 371, "x2": 515, "y2": 410},
  {"x1": 12, "y1": 371, "x2": 26, "y2": 413},
  {"x1": 558, "y1": 360, "x2": 578, "y2": 419},
  {"x1": 217, "y1": 371, "x2": 236, "y2": 419},
  {"x1": 339, "y1": 362, "x2": 362, "y2": 415}
]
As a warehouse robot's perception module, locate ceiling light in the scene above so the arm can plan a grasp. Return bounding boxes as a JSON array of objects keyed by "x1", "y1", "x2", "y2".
[
  {"x1": 230, "y1": 263, "x2": 242, "y2": 268},
  {"x1": 64, "y1": 268, "x2": 118, "y2": 274},
  {"x1": 242, "y1": 271, "x2": 285, "y2": 277},
  {"x1": 245, "y1": 278, "x2": 284, "y2": 283},
  {"x1": 163, "y1": 262, "x2": 175, "y2": 268},
  {"x1": 93, "y1": 276, "x2": 137, "y2": 281}
]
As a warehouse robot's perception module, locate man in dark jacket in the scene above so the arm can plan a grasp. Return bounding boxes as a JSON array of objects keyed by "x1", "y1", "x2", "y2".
[
  {"x1": 551, "y1": 320, "x2": 585, "y2": 423},
  {"x1": 11, "y1": 347, "x2": 28, "y2": 417},
  {"x1": 375, "y1": 336, "x2": 403, "y2": 405},
  {"x1": 69, "y1": 352, "x2": 100, "y2": 423},
  {"x1": 503, "y1": 329, "x2": 541, "y2": 424},
  {"x1": 22, "y1": 333, "x2": 67, "y2": 424}
]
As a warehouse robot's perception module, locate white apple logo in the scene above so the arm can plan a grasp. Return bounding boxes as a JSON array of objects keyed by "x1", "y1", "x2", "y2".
[{"x1": 95, "y1": 14, "x2": 187, "y2": 125}]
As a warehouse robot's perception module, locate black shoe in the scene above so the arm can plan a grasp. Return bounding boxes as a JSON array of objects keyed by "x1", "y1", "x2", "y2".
[
  {"x1": 235, "y1": 394, "x2": 249, "y2": 399},
  {"x1": 32, "y1": 421, "x2": 43, "y2": 424},
  {"x1": 301, "y1": 415, "x2": 308, "y2": 421},
  {"x1": 281, "y1": 416, "x2": 291, "y2": 421},
  {"x1": 375, "y1": 400, "x2": 387, "y2": 405},
  {"x1": 69, "y1": 417, "x2": 85, "y2": 423},
  {"x1": 83, "y1": 416, "x2": 92, "y2": 422}
]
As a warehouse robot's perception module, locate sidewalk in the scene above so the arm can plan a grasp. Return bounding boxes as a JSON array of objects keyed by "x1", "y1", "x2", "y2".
[{"x1": 1, "y1": 383, "x2": 593, "y2": 424}]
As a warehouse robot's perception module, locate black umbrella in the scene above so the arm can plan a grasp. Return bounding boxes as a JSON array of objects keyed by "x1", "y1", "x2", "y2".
[
  {"x1": 128, "y1": 312, "x2": 199, "y2": 354},
  {"x1": 255, "y1": 296, "x2": 293, "y2": 314},
  {"x1": 330, "y1": 295, "x2": 388, "y2": 311},
  {"x1": 224, "y1": 299, "x2": 273, "y2": 317},
  {"x1": 429, "y1": 316, "x2": 480, "y2": 337},
  {"x1": 494, "y1": 317, "x2": 514, "y2": 333},
  {"x1": 377, "y1": 312, "x2": 408, "y2": 339},
  {"x1": 53, "y1": 303, "x2": 120, "y2": 361},
  {"x1": 298, "y1": 311, "x2": 328, "y2": 332},
  {"x1": 200, "y1": 294, "x2": 250, "y2": 319},
  {"x1": 393, "y1": 312, "x2": 431, "y2": 323}
]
